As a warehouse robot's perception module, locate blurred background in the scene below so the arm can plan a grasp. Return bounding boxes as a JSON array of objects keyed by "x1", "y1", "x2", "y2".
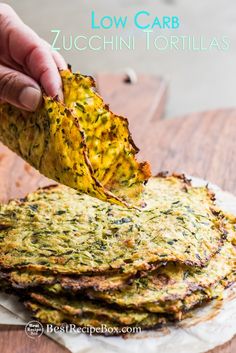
[{"x1": 4, "y1": 0, "x2": 236, "y2": 118}]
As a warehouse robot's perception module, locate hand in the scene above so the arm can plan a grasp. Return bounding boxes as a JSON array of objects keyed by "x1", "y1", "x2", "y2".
[{"x1": 0, "y1": 3, "x2": 67, "y2": 111}]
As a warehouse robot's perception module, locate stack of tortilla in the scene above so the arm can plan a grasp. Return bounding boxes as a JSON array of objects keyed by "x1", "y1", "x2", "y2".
[{"x1": 0, "y1": 173, "x2": 235, "y2": 334}]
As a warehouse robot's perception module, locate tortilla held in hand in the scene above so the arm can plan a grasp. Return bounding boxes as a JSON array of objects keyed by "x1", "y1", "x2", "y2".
[{"x1": 0, "y1": 69, "x2": 150, "y2": 206}]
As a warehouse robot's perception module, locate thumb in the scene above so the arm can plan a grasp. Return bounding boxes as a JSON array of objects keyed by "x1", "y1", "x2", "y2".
[{"x1": 0, "y1": 64, "x2": 42, "y2": 111}]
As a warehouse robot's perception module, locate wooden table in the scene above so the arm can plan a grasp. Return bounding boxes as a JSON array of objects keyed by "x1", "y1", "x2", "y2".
[{"x1": 0, "y1": 73, "x2": 235, "y2": 353}]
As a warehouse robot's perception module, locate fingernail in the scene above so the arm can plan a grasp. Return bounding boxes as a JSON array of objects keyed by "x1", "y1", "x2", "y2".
[{"x1": 19, "y1": 87, "x2": 42, "y2": 111}]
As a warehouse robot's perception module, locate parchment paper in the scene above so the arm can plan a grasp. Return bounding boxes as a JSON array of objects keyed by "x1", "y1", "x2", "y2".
[{"x1": 0, "y1": 176, "x2": 235, "y2": 353}]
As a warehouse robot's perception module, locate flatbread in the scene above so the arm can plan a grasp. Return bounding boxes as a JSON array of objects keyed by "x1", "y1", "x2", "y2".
[
  {"x1": 24, "y1": 270, "x2": 235, "y2": 332},
  {"x1": 29, "y1": 292, "x2": 154, "y2": 326},
  {"x1": 61, "y1": 70, "x2": 151, "y2": 202},
  {"x1": 24, "y1": 301, "x2": 167, "y2": 334},
  {"x1": 0, "y1": 70, "x2": 150, "y2": 206},
  {"x1": 0, "y1": 175, "x2": 227, "y2": 276},
  {"x1": 0, "y1": 175, "x2": 228, "y2": 275},
  {"x1": 87, "y1": 240, "x2": 236, "y2": 313},
  {"x1": 1, "y1": 270, "x2": 131, "y2": 292}
]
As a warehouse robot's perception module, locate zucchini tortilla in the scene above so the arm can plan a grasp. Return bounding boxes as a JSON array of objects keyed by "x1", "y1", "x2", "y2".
[
  {"x1": 29, "y1": 292, "x2": 156, "y2": 326},
  {"x1": 24, "y1": 270, "x2": 235, "y2": 330},
  {"x1": 0, "y1": 175, "x2": 228, "y2": 274},
  {"x1": 87, "y1": 240, "x2": 236, "y2": 313},
  {"x1": 0, "y1": 70, "x2": 150, "y2": 207},
  {"x1": 24, "y1": 301, "x2": 166, "y2": 334},
  {"x1": 0, "y1": 269, "x2": 132, "y2": 292},
  {"x1": 4, "y1": 221, "x2": 234, "y2": 295}
]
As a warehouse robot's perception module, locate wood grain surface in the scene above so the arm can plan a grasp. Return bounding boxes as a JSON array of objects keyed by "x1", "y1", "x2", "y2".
[
  {"x1": 96, "y1": 72, "x2": 168, "y2": 146},
  {"x1": 0, "y1": 74, "x2": 235, "y2": 353},
  {"x1": 139, "y1": 108, "x2": 236, "y2": 195}
]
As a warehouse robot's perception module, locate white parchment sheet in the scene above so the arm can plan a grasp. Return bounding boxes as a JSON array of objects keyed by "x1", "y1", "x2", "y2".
[{"x1": 0, "y1": 176, "x2": 235, "y2": 353}]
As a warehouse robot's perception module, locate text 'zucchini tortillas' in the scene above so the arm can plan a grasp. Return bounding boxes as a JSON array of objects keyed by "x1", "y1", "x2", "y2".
[
  {"x1": 0, "y1": 175, "x2": 229, "y2": 275},
  {"x1": 0, "y1": 69, "x2": 150, "y2": 206}
]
